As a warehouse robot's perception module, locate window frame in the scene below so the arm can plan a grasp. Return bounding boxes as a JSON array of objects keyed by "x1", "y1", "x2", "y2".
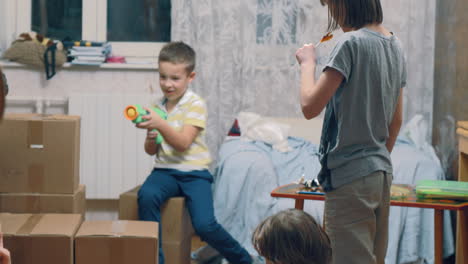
[{"x1": 4, "y1": 0, "x2": 167, "y2": 58}]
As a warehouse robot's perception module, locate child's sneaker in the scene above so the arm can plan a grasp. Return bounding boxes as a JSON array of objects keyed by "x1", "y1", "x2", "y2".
[
  {"x1": 250, "y1": 255, "x2": 266, "y2": 264},
  {"x1": 220, "y1": 255, "x2": 265, "y2": 264}
]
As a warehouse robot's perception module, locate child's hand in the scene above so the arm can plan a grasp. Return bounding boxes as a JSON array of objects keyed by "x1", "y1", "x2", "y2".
[
  {"x1": 136, "y1": 107, "x2": 165, "y2": 130},
  {"x1": 295, "y1": 44, "x2": 317, "y2": 67},
  {"x1": 0, "y1": 232, "x2": 11, "y2": 264},
  {"x1": 146, "y1": 129, "x2": 159, "y2": 140}
]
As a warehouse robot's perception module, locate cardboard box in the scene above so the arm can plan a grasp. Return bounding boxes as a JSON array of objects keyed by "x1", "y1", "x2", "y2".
[
  {"x1": 0, "y1": 213, "x2": 82, "y2": 264},
  {"x1": 0, "y1": 113, "x2": 80, "y2": 194},
  {"x1": 75, "y1": 220, "x2": 158, "y2": 264},
  {"x1": 0, "y1": 185, "x2": 86, "y2": 215},
  {"x1": 163, "y1": 237, "x2": 192, "y2": 264},
  {"x1": 119, "y1": 185, "x2": 194, "y2": 241}
]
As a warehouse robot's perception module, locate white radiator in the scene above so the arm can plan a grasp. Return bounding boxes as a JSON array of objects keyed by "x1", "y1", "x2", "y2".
[{"x1": 69, "y1": 93, "x2": 155, "y2": 199}]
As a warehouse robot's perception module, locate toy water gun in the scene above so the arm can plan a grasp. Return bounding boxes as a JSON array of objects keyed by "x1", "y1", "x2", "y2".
[{"x1": 124, "y1": 104, "x2": 167, "y2": 144}]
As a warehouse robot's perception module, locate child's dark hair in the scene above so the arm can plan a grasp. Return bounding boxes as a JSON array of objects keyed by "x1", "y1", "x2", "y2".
[
  {"x1": 320, "y1": 0, "x2": 383, "y2": 32},
  {"x1": 252, "y1": 209, "x2": 332, "y2": 264},
  {"x1": 158, "y1": 41, "x2": 196, "y2": 74}
]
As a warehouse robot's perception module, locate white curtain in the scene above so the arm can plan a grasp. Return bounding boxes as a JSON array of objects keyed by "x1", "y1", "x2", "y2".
[{"x1": 171, "y1": 0, "x2": 436, "y2": 164}]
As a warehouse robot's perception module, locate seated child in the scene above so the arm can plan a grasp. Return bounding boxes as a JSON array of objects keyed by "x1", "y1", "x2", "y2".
[
  {"x1": 252, "y1": 209, "x2": 332, "y2": 264},
  {"x1": 136, "y1": 41, "x2": 258, "y2": 264}
]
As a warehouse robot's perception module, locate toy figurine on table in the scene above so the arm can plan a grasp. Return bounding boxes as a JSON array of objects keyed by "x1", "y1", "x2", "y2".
[{"x1": 294, "y1": 175, "x2": 324, "y2": 195}]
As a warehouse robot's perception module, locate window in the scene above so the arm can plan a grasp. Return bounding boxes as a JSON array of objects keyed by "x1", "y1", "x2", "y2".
[
  {"x1": 256, "y1": 0, "x2": 297, "y2": 45},
  {"x1": 32, "y1": 0, "x2": 82, "y2": 41},
  {"x1": 11, "y1": 0, "x2": 170, "y2": 58}
]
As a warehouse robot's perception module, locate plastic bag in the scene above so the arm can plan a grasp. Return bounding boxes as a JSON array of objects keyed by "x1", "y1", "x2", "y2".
[{"x1": 237, "y1": 112, "x2": 292, "y2": 152}]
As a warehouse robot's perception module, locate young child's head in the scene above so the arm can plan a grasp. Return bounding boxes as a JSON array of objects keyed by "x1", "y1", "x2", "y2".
[
  {"x1": 320, "y1": 0, "x2": 383, "y2": 32},
  {"x1": 252, "y1": 209, "x2": 332, "y2": 264},
  {"x1": 157, "y1": 42, "x2": 196, "y2": 103}
]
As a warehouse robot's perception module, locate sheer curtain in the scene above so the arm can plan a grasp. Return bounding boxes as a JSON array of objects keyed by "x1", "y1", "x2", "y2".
[{"x1": 171, "y1": 0, "x2": 436, "y2": 164}]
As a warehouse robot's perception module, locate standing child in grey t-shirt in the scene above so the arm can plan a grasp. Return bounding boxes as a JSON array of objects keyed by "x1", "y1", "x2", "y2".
[{"x1": 295, "y1": 0, "x2": 407, "y2": 263}]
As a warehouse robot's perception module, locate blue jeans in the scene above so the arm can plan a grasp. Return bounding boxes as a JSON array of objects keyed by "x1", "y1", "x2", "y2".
[{"x1": 138, "y1": 168, "x2": 252, "y2": 264}]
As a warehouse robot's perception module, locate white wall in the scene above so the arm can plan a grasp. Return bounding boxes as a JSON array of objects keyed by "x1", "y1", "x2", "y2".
[{"x1": 3, "y1": 64, "x2": 160, "y2": 114}]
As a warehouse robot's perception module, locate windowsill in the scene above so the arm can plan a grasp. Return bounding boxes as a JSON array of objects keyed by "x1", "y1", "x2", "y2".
[{"x1": 0, "y1": 59, "x2": 158, "y2": 71}]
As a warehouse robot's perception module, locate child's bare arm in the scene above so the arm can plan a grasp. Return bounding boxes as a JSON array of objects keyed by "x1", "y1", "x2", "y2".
[
  {"x1": 155, "y1": 122, "x2": 201, "y2": 152},
  {"x1": 296, "y1": 44, "x2": 343, "y2": 119},
  {"x1": 300, "y1": 67, "x2": 343, "y2": 119},
  {"x1": 386, "y1": 88, "x2": 403, "y2": 153}
]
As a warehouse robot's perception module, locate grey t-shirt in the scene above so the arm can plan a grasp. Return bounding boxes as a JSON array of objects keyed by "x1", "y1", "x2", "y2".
[{"x1": 320, "y1": 27, "x2": 407, "y2": 190}]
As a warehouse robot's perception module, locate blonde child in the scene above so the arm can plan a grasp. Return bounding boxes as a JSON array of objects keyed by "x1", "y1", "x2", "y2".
[
  {"x1": 136, "y1": 42, "x2": 258, "y2": 264},
  {"x1": 295, "y1": 0, "x2": 406, "y2": 263}
]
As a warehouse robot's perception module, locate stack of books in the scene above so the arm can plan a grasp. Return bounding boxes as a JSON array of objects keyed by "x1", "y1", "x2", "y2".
[
  {"x1": 69, "y1": 42, "x2": 112, "y2": 66},
  {"x1": 416, "y1": 180, "x2": 468, "y2": 200}
]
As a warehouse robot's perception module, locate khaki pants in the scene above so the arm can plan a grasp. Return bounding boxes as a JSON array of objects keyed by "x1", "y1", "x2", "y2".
[{"x1": 324, "y1": 171, "x2": 392, "y2": 264}]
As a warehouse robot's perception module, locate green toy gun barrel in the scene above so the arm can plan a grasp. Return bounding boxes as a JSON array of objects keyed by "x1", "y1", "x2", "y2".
[{"x1": 124, "y1": 104, "x2": 167, "y2": 144}]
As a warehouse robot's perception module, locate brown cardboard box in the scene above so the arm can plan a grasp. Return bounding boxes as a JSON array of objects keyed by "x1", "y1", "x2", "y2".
[
  {"x1": 163, "y1": 237, "x2": 192, "y2": 264},
  {"x1": 0, "y1": 185, "x2": 86, "y2": 215},
  {"x1": 0, "y1": 213, "x2": 82, "y2": 264},
  {"x1": 75, "y1": 220, "x2": 159, "y2": 264},
  {"x1": 0, "y1": 113, "x2": 80, "y2": 194},
  {"x1": 119, "y1": 185, "x2": 194, "y2": 241}
]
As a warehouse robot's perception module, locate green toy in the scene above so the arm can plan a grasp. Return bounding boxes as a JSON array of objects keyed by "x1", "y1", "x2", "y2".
[{"x1": 124, "y1": 104, "x2": 167, "y2": 144}]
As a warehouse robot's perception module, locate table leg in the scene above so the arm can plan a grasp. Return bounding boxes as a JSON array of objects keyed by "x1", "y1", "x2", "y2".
[
  {"x1": 456, "y1": 207, "x2": 468, "y2": 264},
  {"x1": 294, "y1": 199, "x2": 304, "y2": 210},
  {"x1": 434, "y1": 209, "x2": 443, "y2": 264}
]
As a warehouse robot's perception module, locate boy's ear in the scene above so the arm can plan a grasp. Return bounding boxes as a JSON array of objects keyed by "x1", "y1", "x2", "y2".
[{"x1": 188, "y1": 71, "x2": 196, "y2": 82}]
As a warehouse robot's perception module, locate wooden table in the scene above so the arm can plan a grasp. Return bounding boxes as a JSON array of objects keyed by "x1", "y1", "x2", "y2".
[{"x1": 271, "y1": 183, "x2": 468, "y2": 264}]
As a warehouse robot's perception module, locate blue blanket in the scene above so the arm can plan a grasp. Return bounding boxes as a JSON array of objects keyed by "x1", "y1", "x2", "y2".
[{"x1": 212, "y1": 136, "x2": 454, "y2": 264}]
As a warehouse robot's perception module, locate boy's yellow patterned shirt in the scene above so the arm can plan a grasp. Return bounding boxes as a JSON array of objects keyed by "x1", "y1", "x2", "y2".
[{"x1": 153, "y1": 90, "x2": 212, "y2": 171}]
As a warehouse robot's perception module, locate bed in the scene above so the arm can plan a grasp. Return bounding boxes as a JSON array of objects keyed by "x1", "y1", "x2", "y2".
[{"x1": 211, "y1": 114, "x2": 454, "y2": 264}]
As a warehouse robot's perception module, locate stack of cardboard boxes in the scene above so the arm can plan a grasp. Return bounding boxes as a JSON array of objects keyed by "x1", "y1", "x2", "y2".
[
  {"x1": 0, "y1": 113, "x2": 161, "y2": 264},
  {"x1": 0, "y1": 113, "x2": 85, "y2": 264},
  {"x1": 0, "y1": 113, "x2": 85, "y2": 215}
]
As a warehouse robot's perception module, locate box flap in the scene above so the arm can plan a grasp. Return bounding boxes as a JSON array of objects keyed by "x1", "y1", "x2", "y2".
[
  {"x1": 3, "y1": 113, "x2": 40, "y2": 120},
  {"x1": 30, "y1": 214, "x2": 82, "y2": 236},
  {"x1": 0, "y1": 213, "x2": 32, "y2": 235},
  {"x1": 3, "y1": 113, "x2": 80, "y2": 122},
  {"x1": 0, "y1": 184, "x2": 85, "y2": 197},
  {"x1": 0, "y1": 213, "x2": 82, "y2": 236},
  {"x1": 76, "y1": 220, "x2": 158, "y2": 238}
]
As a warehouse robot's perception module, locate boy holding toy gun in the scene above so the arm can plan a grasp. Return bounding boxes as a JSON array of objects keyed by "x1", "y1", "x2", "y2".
[{"x1": 133, "y1": 42, "x2": 257, "y2": 264}]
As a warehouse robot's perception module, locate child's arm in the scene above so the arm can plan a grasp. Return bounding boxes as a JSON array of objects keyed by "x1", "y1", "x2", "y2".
[
  {"x1": 137, "y1": 107, "x2": 200, "y2": 152},
  {"x1": 296, "y1": 44, "x2": 344, "y2": 119},
  {"x1": 386, "y1": 88, "x2": 403, "y2": 153}
]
